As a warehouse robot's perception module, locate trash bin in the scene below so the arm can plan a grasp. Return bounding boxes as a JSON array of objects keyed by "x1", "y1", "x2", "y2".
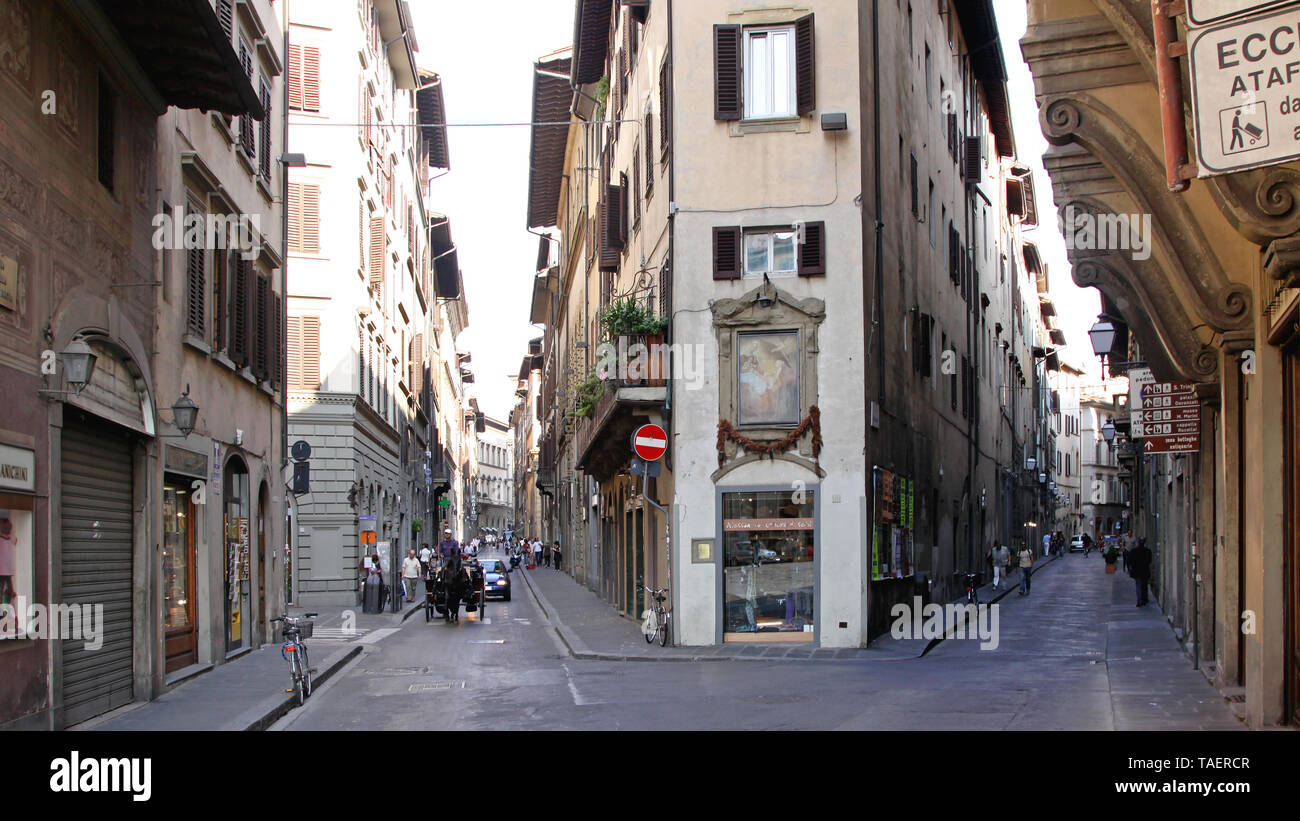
[{"x1": 363, "y1": 573, "x2": 382, "y2": 614}]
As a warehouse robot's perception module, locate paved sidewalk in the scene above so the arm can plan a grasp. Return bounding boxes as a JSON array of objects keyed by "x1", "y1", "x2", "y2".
[
  {"x1": 77, "y1": 601, "x2": 422, "y2": 731},
  {"x1": 516, "y1": 557, "x2": 1059, "y2": 662}
]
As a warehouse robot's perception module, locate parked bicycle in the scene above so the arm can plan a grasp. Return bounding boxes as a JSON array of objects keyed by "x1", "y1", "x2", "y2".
[
  {"x1": 964, "y1": 573, "x2": 979, "y2": 605},
  {"x1": 271, "y1": 613, "x2": 317, "y2": 706},
  {"x1": 641, "y1": 586, "x2": 670, "y2": 647}
]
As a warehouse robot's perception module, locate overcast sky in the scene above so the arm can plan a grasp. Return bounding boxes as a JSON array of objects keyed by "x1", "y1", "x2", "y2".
[{"x1": 406, "y1": 0, "x2": 1101, "y2": 421}]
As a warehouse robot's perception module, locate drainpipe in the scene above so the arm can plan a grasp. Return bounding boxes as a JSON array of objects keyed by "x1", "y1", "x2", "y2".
[{"x1": 666, "y1": 0, "x2": 677, "y2": 636}]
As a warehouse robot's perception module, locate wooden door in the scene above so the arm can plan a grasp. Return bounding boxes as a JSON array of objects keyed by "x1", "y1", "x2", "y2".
[
  {"x1": 163, "y1": 481, "x2": 197, "y2": 673},
  {"x1": 1285, "y1": 338, "x2": 1300, "y2": 724}
]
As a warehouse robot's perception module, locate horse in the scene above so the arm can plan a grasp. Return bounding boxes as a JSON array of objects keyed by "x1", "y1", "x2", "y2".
[{"x1": 438, "y1": 556, "x2": 475, "y2": 623}]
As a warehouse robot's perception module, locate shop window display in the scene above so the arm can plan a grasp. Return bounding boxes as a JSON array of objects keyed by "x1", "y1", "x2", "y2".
[
  {"x1": 722, "y1": 489, "x2": 814, "y2": 637},
  {"x1": 0, "y1": 506, "x2": 34, "y2": 637}
]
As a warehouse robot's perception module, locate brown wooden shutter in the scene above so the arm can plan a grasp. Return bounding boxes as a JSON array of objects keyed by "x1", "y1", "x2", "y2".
[
  {"x1": 259, "y1": 80, "x2": 272, "y2": 180},
  {"x1": 599, "y1": 186, "x2": 623, "y2": 271},
  {"x1": 659, "y1": 60, "x2": 670, "y2": 160},
  {"x1": 410, "y1": 334, "x2": 424, "y2": 394},
  {"x1": 797, "y1": 220, "x2": 825, "y2": 275},
  {"x1": 217, "y1": 0, "x2": 233, "y2": 39},
  {"x1": 288, "y1": 183, "x2": 302, "y2": 251},
  {"x1": 795, "y1": 15, "x2": 816, "y2": 115},
  {"x1": 949, "y1": 223, "x2": 960, "y2": 284},
  {"x1": 369, "y1": 216, "x2": 384, "y2": 297},
  {"x1": 255, "y1": 273, "x2": 271, "y2": 380},
  {"x1": 714, "y1": 25, "x2": 742, "y2": 120},
  {"x1": 1021, "y1": 175, "x2": 1038, "y2": 226},
  {"x1": 230, "y1": 258, "x2": 250, "y2": 367},
  {"x1": 301, "y1": 46, "x2": 321, "y2": 112},
  {"x1": 633, "y1": 150, "x2": 641, "y2": 226},
  {"x1": 619, "y1": 173, "x2": 629, "y2": 245},
  {"x1": 712, "y1": 226, "x2": 741, "y2": 279},
  {"x1": 213, "y1": 249, "x2": 228, "y2": 352},
  {"x1": 186, "y1": 210, "x2": 205, "y2": 337},
  {"x1": 644, "y1": 113, "x2": 654, "y2": 194},
  {"x1": 963, "y1": 135, "x2": 981, "y2": 183},
  {"x1": 239, "y1": 43, "x2": 256, "y2": 158},
  {"x1": 302, "y1": 316, "x2": 320, "y2": 389},
  {"x1": 271, "y1": 292, "x2": 282, "y2": 387}
]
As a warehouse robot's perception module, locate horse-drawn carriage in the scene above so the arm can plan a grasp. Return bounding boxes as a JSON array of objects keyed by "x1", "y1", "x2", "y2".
[{"x1": 424, "y1": 555, "x2": 486, "y2": 623}]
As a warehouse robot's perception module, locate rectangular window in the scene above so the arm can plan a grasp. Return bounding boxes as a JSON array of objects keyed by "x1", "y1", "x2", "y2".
[
  {"x1": 722, "y1": 489, "x2": 815, "y2": 639},
  {"x1": 909, "y1": 153, "x2": 918, "y2": 216},
  {"x1": 287, "y1": 315, "x2": 321, "y2": 390},
  {"x1": 927, "y1": 180, "x2": 936, "y2": 246},
  {"x1": 0, "y1": 495, "x2": 36, "y2": 638},
  {"x1": 737, "y1": 330, "x2": 800, "y2": 426},
  {"x1": 924, "y1": 43, "x2": 932, "y2": 106},
  {"x1": 744, "y1": 26, "x2": 796, "y2": 119},
  {"x1": 288, "y1": 182, "x2": 320, "y2": 254},
  {"x1": 743, "y1": 229, "x2": 797, "y2": 277},
  {"x1": 97, "y1": 74, "x2": 115, "y2": 191}
]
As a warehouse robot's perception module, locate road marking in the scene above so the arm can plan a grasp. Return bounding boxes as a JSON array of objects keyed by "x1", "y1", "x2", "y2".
[
  {"x1": 562, "y1": 663, "x2": 607, "y2": 706},
  {"x1": 468, "y1": 639, "x2": 506, "y2": 644},
  {"x1": 409, "y1": 681, "x2": 465, "y2": 693},
  {"x1": 310, "y1": 627, "x2": 371, "y2": 642},
  {"x1": 355, "y1": 628, "x2": 400, "y2": 645}
]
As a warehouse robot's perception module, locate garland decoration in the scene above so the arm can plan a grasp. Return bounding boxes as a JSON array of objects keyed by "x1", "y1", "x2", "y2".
[{"x1": 717, "y1": 405, "x2": 821, "y2": 469}]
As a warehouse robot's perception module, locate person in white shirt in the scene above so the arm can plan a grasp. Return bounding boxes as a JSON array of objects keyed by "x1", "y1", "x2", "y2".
[
  {"x1": 402, "y1": 549, "x2": 422, "y2": 602},
  {"x1": 532, "y1": 539, "x2": 542, "y2": 567},
  {"x1": 418, "y1": 544, "x2": 432, "y2": 576}
]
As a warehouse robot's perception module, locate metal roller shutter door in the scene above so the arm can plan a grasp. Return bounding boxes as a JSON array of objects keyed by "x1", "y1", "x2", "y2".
[{"x1": 60, "y1": 418, "x2": 134, "y2": 725}]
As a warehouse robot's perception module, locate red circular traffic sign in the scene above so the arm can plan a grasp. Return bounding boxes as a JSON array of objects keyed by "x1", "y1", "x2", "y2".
[{"x1": 632, "y1": 423, "x2": 668, "y2": 461}]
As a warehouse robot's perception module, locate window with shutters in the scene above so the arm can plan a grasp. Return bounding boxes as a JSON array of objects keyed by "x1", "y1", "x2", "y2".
[
  {"x1": 632, "y1": 150, "x2": 641, "y2": 231},
  {"x1": 909, "y1": 153, "x2": 918, "y2": 216},
  {"x1": 186, "y1": 202, "x2": 206, "y2": 338},
  {"x1": 258, "y1": 77, "x2": 273, "y2": 181},
  {"x1": 288, "y1": 45, "x2": 321, "y2": 113},
  {"x1": 659, "y1": 60, "x2": 670, "y2": 162},
  {"x1": 644, "y1": 112, "x2": 654, "y2": 196},
  {"x1": 368, "y1": 216, "x2": 385, "y2": 298},
  {"x1": 230, "y1": 258, "x2": 251, "y2": 368},
  {"x1": 288, "y1": 182, "x2": 320, "y2": 254},
  {"x1": 287, "y1": 315, "x2": 320, "y2": 390},
  {"x1": 238, "y1": 40, "x2": 256, "y2": 161},
  {"x1": 715, "y1": 17, "x2": 814, "y2": 121},
  {"x1": 254, "y1": 273, "x2": 270, "y2": 380},
  {"x1": 745, "y1": 229, "x2": 796, "y2": 276}
]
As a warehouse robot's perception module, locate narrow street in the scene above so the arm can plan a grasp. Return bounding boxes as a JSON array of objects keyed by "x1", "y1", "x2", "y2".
[{"x1": 272, "y1": 548, "x2": 1237, "y2": 731}]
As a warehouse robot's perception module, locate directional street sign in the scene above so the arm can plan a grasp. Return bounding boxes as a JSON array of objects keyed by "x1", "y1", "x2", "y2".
[
  {"x1": 1186, "y1": 0, "x2": 1294, "y2": 27},
  {"x1": 1139, "y1": 382, "x2": 1201, "y2": 453},
  {"x1": 1128, "y1": 367, "x2": 1155, "y2": 438},
  {"x1": 1144, "y1": 434, "x2": 1202, "y2": 454},
  {"x1": 631, "y1": 423, "x2": 668, "y2": 462},
  {"x1": 1188, "y1": 7, "x2": 1300, "y2": 175}
]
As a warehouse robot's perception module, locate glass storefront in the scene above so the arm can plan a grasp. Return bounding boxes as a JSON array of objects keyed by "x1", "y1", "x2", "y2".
[
  {"x1": 722, "y1": 489, "x2": 815, "y2": 639},
  {"x1": 162, "y1": 481, "x2": 196, "y2": 671},
  {"x1": 224, "y1": 459, "x2": 249, "y2": 652}
]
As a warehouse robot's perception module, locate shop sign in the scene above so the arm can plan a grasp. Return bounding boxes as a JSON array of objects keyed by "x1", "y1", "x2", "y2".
[
  {"x1": 0, "y1": 444, "x2": 35, "y2": 492},
  {"x1": 164, "y1": 445, "x2": 208, "y2": 479},
  {"x1": 723, "y1": 517, "x2": 814, "y2": 531},
  {"x1": 1186, "y1": 0, "x2": 1293, "y2": 27}
]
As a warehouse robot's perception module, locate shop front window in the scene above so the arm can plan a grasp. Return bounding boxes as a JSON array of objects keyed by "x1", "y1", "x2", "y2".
[
  {"x1": 0, "y1": 500, "x2": 34, "y2": 637},
  {"x1": 162, "y1": 484, "x2": 193, "y2": 631},
  {"x1": 722, "y1": 489, "x2": 814, "y2": 638}
]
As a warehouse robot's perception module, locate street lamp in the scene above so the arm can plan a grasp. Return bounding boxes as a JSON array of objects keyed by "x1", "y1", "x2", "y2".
[
  {"x1": 59, "y1": 339, "x2": 98, "y2": 395},
  {"x1": 1088, "y1": 319, "x2": 1117, "y2": 359},
  {"x1": 171, "y1": 384, "x2": 199, "y2": 437},
  {"x1": 1101, "y1": 418, "x2": 1116, "y2": 442}
]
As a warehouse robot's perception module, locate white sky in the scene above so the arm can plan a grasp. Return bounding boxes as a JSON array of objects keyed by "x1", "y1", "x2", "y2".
[{"x1": 406, "y1": 0, "x2": 1102, "y2": 421}]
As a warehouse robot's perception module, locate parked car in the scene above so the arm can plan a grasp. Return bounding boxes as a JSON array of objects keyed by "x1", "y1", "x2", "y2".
[
  {"x1": 1069, "y1": 534, "x2": 1085, "y2": 553},
  {"x1": 756, "y1": 546, "x2": 780, "y2": 563},
  {"x1": 479, "y1": 558, "x2": 511, "y2": 601}
]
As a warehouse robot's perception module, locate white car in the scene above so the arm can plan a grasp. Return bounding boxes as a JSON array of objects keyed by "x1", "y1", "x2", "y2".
[
  {"x1": 1069, "y1": 535, "x2": 1085, "y2": 553},
  {"x1": 757, "y1": 547, "x2": 780, "y2": 563}
]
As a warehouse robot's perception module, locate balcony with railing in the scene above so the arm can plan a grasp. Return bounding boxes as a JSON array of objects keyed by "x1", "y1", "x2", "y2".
[{"x1": 573, "y1": 379, "x2": 667, "y2": 481}]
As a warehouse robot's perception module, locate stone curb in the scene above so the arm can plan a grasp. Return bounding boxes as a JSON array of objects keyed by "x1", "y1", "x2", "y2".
[{"x1": 242, "y1": 644, "x2": 363, "y2": 731}]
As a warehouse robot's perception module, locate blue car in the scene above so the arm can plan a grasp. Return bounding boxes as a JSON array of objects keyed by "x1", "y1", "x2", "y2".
[{"x1": 479, "y1": 558, "x2": 511, "y2": 601}]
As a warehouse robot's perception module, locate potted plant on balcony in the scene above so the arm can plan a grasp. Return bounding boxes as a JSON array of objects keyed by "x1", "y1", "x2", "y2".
[
  {"x1": 599, "y1": 297, "x2": 669, "y2": 387},
  {"x1": 574, "y1": 369, "x2": 606, "y2": 420}
]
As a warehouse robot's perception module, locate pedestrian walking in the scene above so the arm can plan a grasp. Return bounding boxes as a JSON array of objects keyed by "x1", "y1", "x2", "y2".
[
  {"x1": 402, "y1": 548, "x2": 421, "y2": 603},
  {"x1": 1042, "y1": 531, "x2": 1052, "y2": 558},
  {"x1": 542, "y1": 540, "x2": 552, "y2": 567},
  {"x1": 532, "y1": 538, "x2": 542, "y2": 568},
  {"x1": 992, "y1": 540, "x2": 1009, "y2": 590},
  {"x1": 1129, "y1": 537, "x2": 1152, "y2": 606},
  {"x1": 553, "y1": 540, "x2": 563, "y2": 571},
  {"x1": 1082, "y1": 532, "x2": 1093, "y2": 556},
  {"x1": 1018, "y1": 542, "x2": 1034, "y2": 595},
  {"x1": 418, "y1": 543, "x2": 432, "y2": 577}
]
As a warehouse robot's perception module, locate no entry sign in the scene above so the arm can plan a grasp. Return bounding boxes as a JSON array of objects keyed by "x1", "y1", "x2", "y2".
[{"x1": 631, "y1": 424, "x2": 667, "y2": 461}]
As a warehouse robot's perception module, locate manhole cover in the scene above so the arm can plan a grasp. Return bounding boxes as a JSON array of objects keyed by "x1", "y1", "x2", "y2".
[
  {"x1": 742, "y1": 695, "x2": 810, "y2": 705},
  {"x1": 409, "y1": 681, "x2": 465, "y2": 693},
  {"x1": 368, "y1": 666, "x2": 429, "y2": 676}
]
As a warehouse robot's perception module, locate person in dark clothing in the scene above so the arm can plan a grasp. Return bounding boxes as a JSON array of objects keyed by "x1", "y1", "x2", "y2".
[
  {"x1": 552, "y1": 540, "x2": 562, "y2": 571},
  {"x1": 1128, "y1": 537, "x2": 1152, "y2": 606}
]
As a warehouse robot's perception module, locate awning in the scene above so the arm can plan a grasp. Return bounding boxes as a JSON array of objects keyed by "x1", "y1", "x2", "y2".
[
  {"x1": 87, "y1": 0, "x2": 263, "y2": 117},
  {"x1": 417, "y1": 71, "x2": 450, "y2": 169},
  {"x1": 572, "y1": 0, "x2": 613, "y2": 85},
  {"x1": 954, "y1": 0, "x2": 1014, "y2": 157},
  {"x1": 430, "y1": 218, "x2": 459, "y2": 299},
  {"x1": 1050, "y1": 329, "x2": 1067, "y2": 346},
  {"x1": 527, "y1": 56, "x2": 573, "y2": 229},
  {"x1": 375, "y1": 0, "x2": 418, "y2": 90},
  {"x1": 530, "y1": 273, "x2": 550, "y2": 325}
]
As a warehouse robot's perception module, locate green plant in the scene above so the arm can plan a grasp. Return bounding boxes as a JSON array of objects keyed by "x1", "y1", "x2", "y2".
[
  {"x1": 599, "y1": 296, "x2": 668, "y2": 338},
  {"x1": 594, "y1": 75, "x2": 609, "y2": 120},
  {"x1": 574, "y1": 370, "x2": 606, "y2": 419}
]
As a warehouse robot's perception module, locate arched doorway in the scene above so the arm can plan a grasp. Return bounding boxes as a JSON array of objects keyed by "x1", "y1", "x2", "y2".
[{"x1": 223, "y1": 456, "x2": 249, "y2": 653}]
